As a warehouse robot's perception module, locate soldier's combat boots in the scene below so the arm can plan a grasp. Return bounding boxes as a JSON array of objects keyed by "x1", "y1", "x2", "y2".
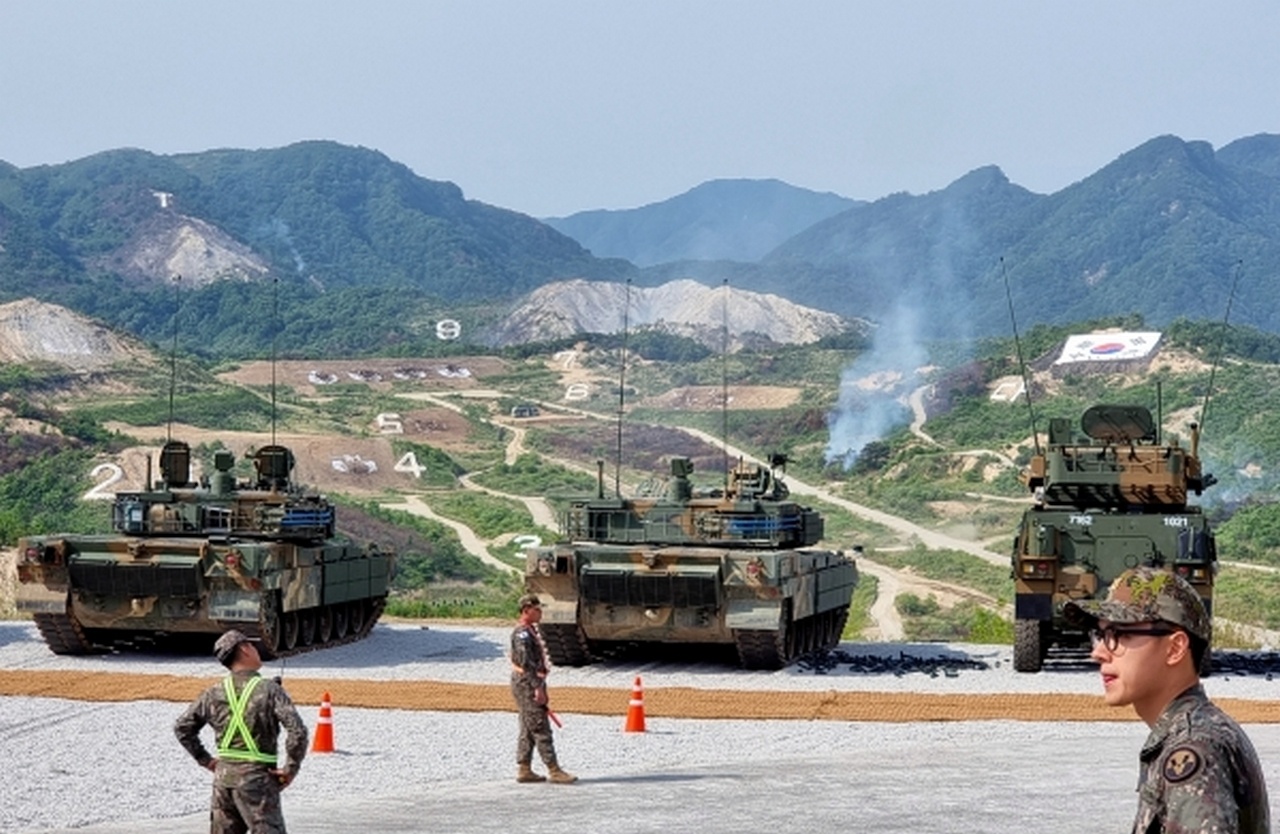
[
  {"x1": 547, "y1": 765, "x2": 578, "y2": 784},
  {"x1": 516, "y1": 764, "x2": 546, "y2": 783}
]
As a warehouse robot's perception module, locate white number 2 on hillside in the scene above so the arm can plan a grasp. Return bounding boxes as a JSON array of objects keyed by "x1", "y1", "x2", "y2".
[{"x1": 83, "y1": 462, "x2": 124, "y2": 501}]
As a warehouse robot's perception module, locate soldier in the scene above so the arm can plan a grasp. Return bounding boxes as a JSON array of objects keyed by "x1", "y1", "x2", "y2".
[
  {"x1": 174, "y1": 629, "x2": 309, "y2": 834},
  {"x1": 510, "y1": 593, "x2": 577, "y2": 784},
  {"x1": 1065, "y1": 567, "x2": 1270, "y2": 833}
]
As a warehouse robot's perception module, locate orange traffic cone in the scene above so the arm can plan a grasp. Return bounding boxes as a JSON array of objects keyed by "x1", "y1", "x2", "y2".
[
  {"x1": 624, "y1": 676, "x2": 646, "y2": 733},
  {"x1": 311, "y1": 691, "x2": 335, "y2": 753}
]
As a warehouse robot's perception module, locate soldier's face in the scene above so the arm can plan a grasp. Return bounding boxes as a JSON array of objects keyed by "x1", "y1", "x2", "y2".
[
  {"x1": 1090, "y1": 618, "x2": 1173, "y2": 709},
  {"x1": 524, "y1": 605, "x2": 543, "y2": 624}
]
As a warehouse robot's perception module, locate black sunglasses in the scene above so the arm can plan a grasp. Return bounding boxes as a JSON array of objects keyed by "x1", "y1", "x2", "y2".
[{"x1": 1088, "y1": 624, "x2": 1176, "y2": 653}]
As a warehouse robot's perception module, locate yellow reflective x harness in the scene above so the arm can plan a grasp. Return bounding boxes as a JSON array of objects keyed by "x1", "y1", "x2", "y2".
[{"x1": 217, "y1": 676, "x2": 277, "y2": 764}]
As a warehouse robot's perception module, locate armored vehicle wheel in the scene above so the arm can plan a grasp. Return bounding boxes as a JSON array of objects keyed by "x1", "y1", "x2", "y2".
[
  {"x1": 298, "y1": 610, "x2": 317, "y2": 647},
  {"x1": 1014, "y1": 618, "x2": 1047, "y2": 673},
  {"x1": 331, "y1": 604, "x2": 349, "y2": 639},
  {"x1": 317, "y1": 606, "x2": 334, "y2": 643}
]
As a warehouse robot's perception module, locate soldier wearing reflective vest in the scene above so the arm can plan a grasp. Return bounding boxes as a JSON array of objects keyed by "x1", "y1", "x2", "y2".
[{"x1": 175, "y1": 629, "x2": 309, "y2": 834}]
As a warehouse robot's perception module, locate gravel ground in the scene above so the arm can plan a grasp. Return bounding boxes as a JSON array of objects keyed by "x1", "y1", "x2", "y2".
[{"x1": 3, "y1": 621, "x2": 1279, "y2": 833}]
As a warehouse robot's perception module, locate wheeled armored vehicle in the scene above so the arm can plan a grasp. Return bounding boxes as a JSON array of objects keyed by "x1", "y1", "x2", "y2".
[{"x1": 1012, "y1": 404, "x2": 1216, "y2": 672}]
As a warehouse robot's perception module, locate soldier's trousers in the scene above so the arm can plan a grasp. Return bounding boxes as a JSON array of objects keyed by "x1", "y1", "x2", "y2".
[
  {"x1": 511, "y1": 677, "x2": 558, "y2": 767},
  {"x1": 211, "y1": 763, "x2": 287, "y2": 834}
]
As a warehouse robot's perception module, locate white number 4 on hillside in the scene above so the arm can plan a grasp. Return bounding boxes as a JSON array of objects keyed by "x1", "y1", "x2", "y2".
[{"x1": 394, "y1": 451, "x2": 425, "y2": 479}]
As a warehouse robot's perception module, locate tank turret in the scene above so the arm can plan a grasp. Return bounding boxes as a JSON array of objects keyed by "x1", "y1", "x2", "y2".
[{"x1": 1012, "y1": 404, "x2": 1217, "y2": 672}]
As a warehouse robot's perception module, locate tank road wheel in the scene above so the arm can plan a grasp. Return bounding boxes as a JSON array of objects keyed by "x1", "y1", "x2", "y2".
[
  {"x1": 331, "y1": 604, "x2": 350, "y2": 640},
  {"x1": 298, "y1": 610, "x2": 317, "y2": 647},
  {"x1": 261, "y1": 596, "x2": 286, "y2": 658},
  {"x1": 317, "y1": 606, "x2": 334, "y2": 644},
  {"x1": 348, "y1": 600, "x2": 367, "y2": 636},
  {"x1": 281, "y1": 611, "x2": 300, "y2": 651},
  {"x1": 1014, "y1": 618, "x2": 1047, "y2": 673}
]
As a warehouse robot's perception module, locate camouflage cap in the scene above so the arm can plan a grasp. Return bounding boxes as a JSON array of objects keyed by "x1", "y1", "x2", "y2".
[
  {"x1": 1063, "y1": 567, "x2": 1211, "y2": 643},
  {"x1": 213, "y1": 629, "x2": 252, "y2": 666},
  {"x1": 517, "y1": 593, "x2": 542, "y2": 610}
]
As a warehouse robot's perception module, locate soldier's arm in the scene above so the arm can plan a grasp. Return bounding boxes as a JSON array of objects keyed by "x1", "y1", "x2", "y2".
[
  {"x1": 272, "y1": 685, "x2": 309, "y2": 777},
  {"x1": 1159, "y1": 743, "x2": 1241, "y2": 834},
  {"x1": 510, "y1": 631, "x2": 532, "y2": 675},
  {"x1": 174, "y1": 691, "x2": 215, "y2": 769}
]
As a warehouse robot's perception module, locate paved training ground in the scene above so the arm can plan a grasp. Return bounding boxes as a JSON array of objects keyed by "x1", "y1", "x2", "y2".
[{"x1": 3, "y1": 621, "x2": 1279, "y2": 833}]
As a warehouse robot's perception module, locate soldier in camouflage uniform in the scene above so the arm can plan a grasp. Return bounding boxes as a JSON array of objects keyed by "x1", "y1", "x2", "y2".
[
  {"x1": 174, "y1": 629, "x2": 309, "y2": 834},
  {"x1": 510, "y1": 593, "x2": 576, "y2": 784},
  {"x1": 1065, "y1": 567, "x2": 1270, "y2": 833}
]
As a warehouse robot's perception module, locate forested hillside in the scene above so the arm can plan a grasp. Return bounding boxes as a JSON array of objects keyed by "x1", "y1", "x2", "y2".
[
  {"x1": 0, "y1": 142, "x2": 632, "y2": 356},
  {"x1": 3, "y1": 134, "x2": 1280, "y2": 358},
  {"x1": 747, "y1": 134, "x2": 1280, "y2": 337}
]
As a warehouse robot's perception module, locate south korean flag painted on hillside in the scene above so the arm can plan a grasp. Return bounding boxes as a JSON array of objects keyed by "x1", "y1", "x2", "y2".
[{"x1": 1054, "y1": 332, "x2": 1162, "y2": 364}]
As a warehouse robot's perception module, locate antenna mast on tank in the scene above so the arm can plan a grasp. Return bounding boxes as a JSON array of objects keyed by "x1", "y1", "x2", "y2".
[
  {"x1": 1001, "y1": 258, "x2": 1041, "y2": 457},
  {"x1": 1198, "y1": 260, "x2": 1244, "y2": 433},
  {"x1": 271, "y1": 277, "x2": 280, "y2": 447},
  {"x1": 614, "y1": 278, "x2": 632, "y2": 498},
  {"x1": 721, "y1": 278, "x2": 730, "y2": 493},
  {"x1": 167, "y1": 275, "x2": 181, "y2": 443}
]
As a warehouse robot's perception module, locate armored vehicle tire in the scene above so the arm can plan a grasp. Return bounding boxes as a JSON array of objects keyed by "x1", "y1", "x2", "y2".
[
  {"x1": 540, "y1": 622, "x2": 593, "y2": 666},
  {"x1": 1014, "y1": 618, "x2": 1047, "y2": 673},
  {"x1": 332, "y1": 604, "x2": 349, "y2": 639}
]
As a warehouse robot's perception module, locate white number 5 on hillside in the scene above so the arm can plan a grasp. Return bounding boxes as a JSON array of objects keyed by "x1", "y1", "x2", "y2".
[{"x1": 83, "y1": 462, "x2": 124, "y2": 501}]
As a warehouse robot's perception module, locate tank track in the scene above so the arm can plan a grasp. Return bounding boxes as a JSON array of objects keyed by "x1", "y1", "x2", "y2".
[
  {"x1": 259, "y1": 596, "x2": 388, "y2": 660},
  {"x1": 539, "y1": 622, "x2": 593, "y2": 666},
  {"x1": 31, "y1": 611, "x2": 101, "y2": 655},
  {"x1": 734, "y1": 605, "x2": 850, "y2": 670}
]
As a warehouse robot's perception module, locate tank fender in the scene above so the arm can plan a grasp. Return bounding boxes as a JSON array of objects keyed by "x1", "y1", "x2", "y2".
[
  {"x1": 726, "y1": 598, "x2": 783, "y2": 630},
  {"x1": 792, "y1": 573, "x2": 816, "y2": 619}
]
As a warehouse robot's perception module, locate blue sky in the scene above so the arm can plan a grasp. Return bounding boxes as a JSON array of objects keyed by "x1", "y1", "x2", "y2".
[{"x1": 3, "y1": 1, "x2": 1278, "y2": 217}]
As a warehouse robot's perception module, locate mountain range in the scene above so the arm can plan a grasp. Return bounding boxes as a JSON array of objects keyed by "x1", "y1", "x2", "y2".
[{"x1": 2, "y1": 134, "x2": 1280, "y2": 357}]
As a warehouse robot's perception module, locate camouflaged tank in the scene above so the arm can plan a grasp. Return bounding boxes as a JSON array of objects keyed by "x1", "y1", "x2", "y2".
[
  {"x1": 15, "y1": 440, "x2": 393, "y2": 657},
  {"x1": 524, "y1": 454, "x2": 859, "y2": 669},
  {"x1": 1012, "y1": 404, "x2": 1217, "y2": 672}
]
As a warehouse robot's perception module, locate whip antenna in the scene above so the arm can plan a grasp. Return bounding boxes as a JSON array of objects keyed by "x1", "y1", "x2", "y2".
[
  {"x1": 1198, "y1": 259, "x2": 1244, "y2": 432},
  {"x1": 167, "y1": 275, "x2": 182, "y2": 443},
  {"x1": 271, "y1": 277, "x2": 279, "y2": 447},
  {"x1": 614, "y1": 278, "x2": 631, "y2": 498},
  {"x1": 721, "y1": 278, "x2": 730, "y2": 493},
  {"x1": 1001, "y1": 258, "x2": 1041, "y2": 457}
]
